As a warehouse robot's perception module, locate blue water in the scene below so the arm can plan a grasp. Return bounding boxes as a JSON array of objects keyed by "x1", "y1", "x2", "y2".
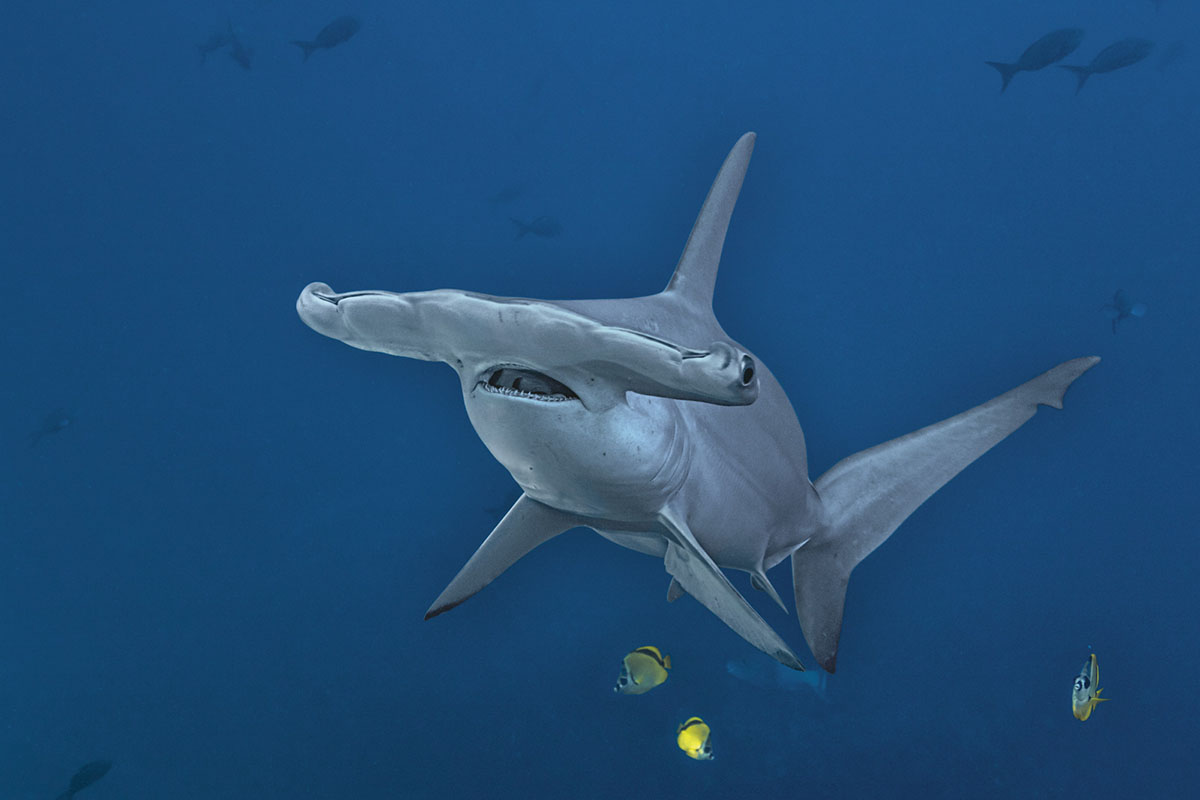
[{"x1": 3, "y1": 1, "x2": 1197, "y2": 797}]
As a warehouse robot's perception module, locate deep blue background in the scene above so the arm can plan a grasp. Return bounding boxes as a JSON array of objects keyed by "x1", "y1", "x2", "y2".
[{"x1": 3, "y1": 1, "x2": 1197, "y2": 797}]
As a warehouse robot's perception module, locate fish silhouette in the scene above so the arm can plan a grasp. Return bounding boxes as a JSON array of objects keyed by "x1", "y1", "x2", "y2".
[
  {"x1": 55, "y1": 761, "x2": 111, "y2": 800},
  {"x1": 1060, "y1": 38, "x2": 1155, "y2": 93},
  {"x1": 292, "y1": 16, "x2": 361, "y2": 62},
  {"x1": 986, "y1": 29, "x2": 1085, "y2": 92},
  {"x1": 30, "y1": 408, "x2": 71, "y2": 448},
  {"x1": 196, "y1": 28, "x2": 233, "y2": 63},
  {"x1": 1102, "y1": 289, "x2": 1147, "y2": 334},
  {"x1": 510, "y1": 216, "x2": 563, "y2": 239},
  {"x1": 228, "y1": 26, "x2": 253, "y2": 70}
]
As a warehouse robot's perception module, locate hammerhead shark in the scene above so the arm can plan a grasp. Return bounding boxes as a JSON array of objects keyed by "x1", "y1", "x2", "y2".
[{"x1": 296, "y1": 133, "x2": 1098, "y2": 673}]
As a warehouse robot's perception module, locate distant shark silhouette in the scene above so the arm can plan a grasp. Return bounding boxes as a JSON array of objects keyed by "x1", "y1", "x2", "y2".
[{"x1": 296, "y1": 133, "x2": 1099, "y2": 673}]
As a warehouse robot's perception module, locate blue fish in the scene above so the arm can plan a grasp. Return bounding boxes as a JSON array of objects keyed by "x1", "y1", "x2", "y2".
[
  {"x1": 986, "y1": 29, "x2": 1085, "y2": 92},
  {"x1": 1060, "y1": 38, "x2": 1155, "y2": 93},
  {"x1": 1102, "y1": 289, "x2": 1147, "y2": 334},
  {"x1": 30, "y1": 408, "x2": 71, "y2": 448},
  {"x1": 55, "y1": 761, "x2": 112, "y2": 800},
  {"x1": 292, "y1": 16, "x2": 361, "y2": 62}
]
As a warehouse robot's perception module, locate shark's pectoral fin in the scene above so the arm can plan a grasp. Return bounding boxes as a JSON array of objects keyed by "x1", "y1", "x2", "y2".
[
  {"x1": 796, "y1": 356, "x2": 1100, "y2": 673},
  {"x1": 751, "y1": 570, "x2": 789, "y2": 613},
  {"x1": 659, "y1": 511, "x2": 805, "y2": 671},
  {"x1": 425, "y1": 494, "x2": 582, "y2": 620},
  {"x1": 666, "y1": 577, "x2": 685, "y2": 603}
]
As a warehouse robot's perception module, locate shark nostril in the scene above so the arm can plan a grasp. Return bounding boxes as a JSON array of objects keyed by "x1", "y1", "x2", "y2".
[{"x1": 741, "y1": 356, "x2": 755, "y2": 385}]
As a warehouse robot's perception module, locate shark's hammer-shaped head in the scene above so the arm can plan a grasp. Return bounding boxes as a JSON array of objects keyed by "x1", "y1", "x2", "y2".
[
  {"x1": 297, "y1": 279, "x2": 758, "y2": 518},
  {"x1": 296, "y1": 133, "x2": 1102, "y2": 678}
]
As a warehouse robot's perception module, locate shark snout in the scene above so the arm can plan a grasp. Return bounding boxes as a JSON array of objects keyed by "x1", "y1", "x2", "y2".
[{"x1": 296, "y1": 282, "x2": 350, "y2": 342}]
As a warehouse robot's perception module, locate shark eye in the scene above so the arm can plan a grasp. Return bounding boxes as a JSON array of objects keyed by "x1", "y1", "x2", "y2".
[{"x1": 741, "y1": 356, "x2": 755, "y2": 385}]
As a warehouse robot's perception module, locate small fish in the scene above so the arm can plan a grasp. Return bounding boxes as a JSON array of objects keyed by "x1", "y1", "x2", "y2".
[
  {"x1": 488, "y1": 185, "x2": 523, "y2": 208},
  {"x1": 1072, "y1": 653, "x2": 1109, "y2": 721},
  {"x1": 726, "y1": 656, "x2": 828, "y2": 700},
  {"x1": 676, "y1": 717, "x2": 714, "y2": 761},
  {"x1": 196, "y1": 28, "x2": 233, "y2": 63},
  {"x1": 510, "y1": 216, "x2": 563, "y2": 239},
  {"x1": 292, "y1": 16, "x2": 361, "y2": 62},
  {"x1": 228, "y1": 24, "x2": 253, "y2": 71},
  {"x1": 30, "y1": 409, "x2": 71, "y2": 447},
  {"x1": 56, "y1": 761, "x2": 112, "y2": 800},
  {"x1": 1102, "y1": 289, "x2": 1146, "y2": 334},
  {"x1": 614, "y1": 646, "x2": 671, "y2": 695},
  {"x1": 986, "y1": 28, "x2": 1085, "y2": 92},
  {"x1": 1060, "y1": 38, "x2": 1155, "y2": 93}
]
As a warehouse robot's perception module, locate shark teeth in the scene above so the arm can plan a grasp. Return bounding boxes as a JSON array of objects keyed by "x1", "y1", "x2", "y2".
[
  {"x1": 476, "y1": 381, "x2": 574, "y2": 402},
  {"x1": 479, "y1": 366, "x2": 580, "y2": 403}
]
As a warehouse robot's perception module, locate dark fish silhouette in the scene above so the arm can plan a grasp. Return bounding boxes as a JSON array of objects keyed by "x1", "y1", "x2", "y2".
[
  {"x1": 196, "y1": 28, "x2": 233, "y2": 63},
  {"x1": 55, "y1": 761, "x2": 111, "y2": 800},
  {"x1": 292, "y1": 16, "x2": 361, "y2": 61},
  {"x1": 30, "y1": 408, "x2": 71, "y2": 448},
  {"x1": 488, "y1": 185, "x2": 523, "y2": 208},
  {"x1": 1060, "y1": 38, "x2": 1155, "y2": 93},
  {"x1": 986, "y1": 28, "x2": 1085, "y2": 92},
  {"x1": 228, "y1": 27, "x2": 253, "y2": 70},
  {"x1": 1102, "y1": 289, "x2": 1146, "y2": 334},
  {"x1": 510, "y1": 216, "x2": 563, "y2": 239}
]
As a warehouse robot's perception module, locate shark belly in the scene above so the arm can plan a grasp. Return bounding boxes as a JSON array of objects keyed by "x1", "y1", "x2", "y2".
[
  {"x1": 463, "y1": 388, "x2": 689, "y2": 522},
  {"x1": 668, "y1": 370, "x2": 822, "y2": 573}
]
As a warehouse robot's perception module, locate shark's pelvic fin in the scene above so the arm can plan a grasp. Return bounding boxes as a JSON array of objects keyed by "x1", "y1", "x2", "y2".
[
  {"x1": 659, "y1": 508, "x2": 805, "y2": 671},
  {"x1": 751, "y1": 569, "x2": 789, "y2": 613},
  {"x1": 664, "y1": 132, "x2": 756, "y2": 311},
  {"x1": 796, "y1": 356, "x2": 1100, "y2": 672},
  {"x1": 425, "y1": 494, "x2": 582, "y2": 620}
]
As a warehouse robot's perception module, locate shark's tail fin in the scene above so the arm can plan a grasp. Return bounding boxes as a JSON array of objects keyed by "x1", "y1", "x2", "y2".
[
  {"x1": 1059, "y1": 65, "x2": 1091, "y2": 93},
  {"x1": 793, "y1": 357, "x2": 1100, "y2": 673},
  {"x1": 291, "y1": 40, "x2": 317, "y2": 61},
  {"x1": 985, "y1": 61, "x2": 1019, "y2": 93}
]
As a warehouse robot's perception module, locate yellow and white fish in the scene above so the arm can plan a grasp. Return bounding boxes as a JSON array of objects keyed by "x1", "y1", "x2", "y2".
[
  {"x1": 1072, "y1": 652, "x2": 1109, "y2": 721},
  {"x1": 676, "y1": 717, "x2": 714, "y2": 761},
  {"x1": 614, "y1": 646, "x2": 671, "y2": 695}
]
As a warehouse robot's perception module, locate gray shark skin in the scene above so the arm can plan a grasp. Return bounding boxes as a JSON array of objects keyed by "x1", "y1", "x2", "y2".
[{"x1": 296, "y1": 133, "x2": 1099, "y2": 673}]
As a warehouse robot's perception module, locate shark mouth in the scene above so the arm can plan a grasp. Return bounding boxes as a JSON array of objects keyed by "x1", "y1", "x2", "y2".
[{"x1": 478, "y1": 367, "x2": 579, "y2": 403}]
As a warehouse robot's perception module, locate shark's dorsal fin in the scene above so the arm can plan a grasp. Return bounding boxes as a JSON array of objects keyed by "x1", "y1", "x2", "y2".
[{"x1": 664, "y1": 132, "x2": 756, "y2": 312}]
